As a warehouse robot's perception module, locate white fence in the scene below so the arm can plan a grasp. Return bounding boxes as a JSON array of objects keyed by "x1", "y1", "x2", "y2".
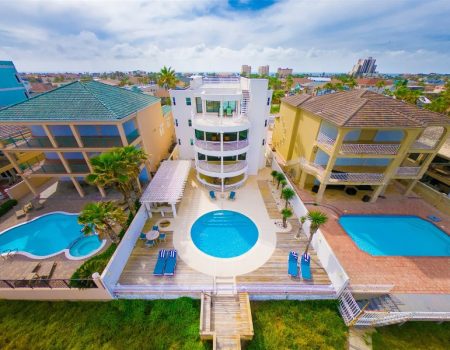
[
  {"x1": 271, "y1": 157, "x2": 350, "y2": 295},
  {"x1": 101, "y1": 206, "x2": 148, "y2": 292}
]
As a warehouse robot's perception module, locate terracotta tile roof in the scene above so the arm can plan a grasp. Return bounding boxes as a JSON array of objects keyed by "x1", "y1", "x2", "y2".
[{"x1": 282, "y1": 90, "x2": 449, "y2": 128}]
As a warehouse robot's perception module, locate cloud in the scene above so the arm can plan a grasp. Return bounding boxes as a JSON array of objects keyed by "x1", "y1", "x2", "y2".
[{"x1": 0, "y1": 0, "x2": 449, "y2": 73}]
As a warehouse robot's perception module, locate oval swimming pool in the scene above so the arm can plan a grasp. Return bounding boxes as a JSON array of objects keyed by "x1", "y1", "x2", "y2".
[
  {"x1": 191, "y1": 210, "x2": 258, "y2": 258},
  {"x1": 0, "y1": 212, "x2": 105, "y2": 260}
]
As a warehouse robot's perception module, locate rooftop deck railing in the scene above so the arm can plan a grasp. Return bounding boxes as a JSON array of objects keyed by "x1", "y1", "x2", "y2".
[
  {"x1": 395, "y1": 166, "x2": 421, "y2": 177},
  {"x1": 194, "y1": 139, "x2": 249, "y2": 152},
  {"x1": 317, "y1": 132, "x2": 400, "y2": 155},
  {"x1": 202, "y1": 77, "x2": 241, "y2": 84},
  {"x1": 411, "y1": 140, "x2": 437, "y2": 150}
]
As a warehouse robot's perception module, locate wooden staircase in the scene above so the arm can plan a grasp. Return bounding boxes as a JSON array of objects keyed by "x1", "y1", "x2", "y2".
[{"x1": 200, "y1": 288, "x2": 254, "y2": 350}]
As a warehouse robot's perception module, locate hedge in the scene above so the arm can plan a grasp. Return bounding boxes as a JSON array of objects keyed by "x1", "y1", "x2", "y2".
[{"x1": 0, "y1": 199, "x2": 18, "y2": 217}]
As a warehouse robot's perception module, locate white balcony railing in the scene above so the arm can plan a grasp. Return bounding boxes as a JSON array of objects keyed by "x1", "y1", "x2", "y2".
[
  {"x1": 411, "y1": 140, "x2": 436, "y2": 150},
  {"x1": 194, "y1": 139, "x2": 249, "y2": 152},
  {"x1": 317, "y1": 132, "x2": 400, "y2": 155},
  {"x1": 197, "y1": 160, "x2": 247, "y2": 173},
  {"x1": 395, "y1": 166, "x2": 421, "y2": 177}
]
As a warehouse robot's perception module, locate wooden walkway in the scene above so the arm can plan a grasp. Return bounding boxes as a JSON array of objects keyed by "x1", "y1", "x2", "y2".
[{"x1": 257, "y1": 180, "x2": 282, "y2": 219}]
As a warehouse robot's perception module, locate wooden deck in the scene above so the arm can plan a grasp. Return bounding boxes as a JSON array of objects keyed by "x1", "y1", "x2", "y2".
[{"x1": 117, "y1": 174, "x2": 333, "y2": 296}]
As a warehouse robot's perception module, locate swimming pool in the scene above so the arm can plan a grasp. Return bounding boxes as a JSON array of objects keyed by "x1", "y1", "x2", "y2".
[
  {"x1": 0, "y1": 212, "x2": 105, "y2": 260},
  {"x1": 191, "y1": 210, "x2": 258, "y2": 258},
  {"x1": 339, "y1": 215, "x2": 450, "y2": 256}
]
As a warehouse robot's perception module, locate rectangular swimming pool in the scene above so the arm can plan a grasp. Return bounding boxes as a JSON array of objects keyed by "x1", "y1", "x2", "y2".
[{"x1": 339, "y1": 215, "x2": 450, "y2": 256}]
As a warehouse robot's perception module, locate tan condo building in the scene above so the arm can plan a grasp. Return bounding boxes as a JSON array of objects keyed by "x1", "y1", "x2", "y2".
[
  {"x1": 272, "y1": 90, "x2": 449, "y2": 202},
  {"x1": 0, "y1": 81, "x2": 175, "y2": 198}
]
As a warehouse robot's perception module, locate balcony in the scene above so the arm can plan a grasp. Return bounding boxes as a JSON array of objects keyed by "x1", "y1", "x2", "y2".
[
  {"x1": 317, "y1": 132, "x2": 400, "y2": 156},
  {"x1": 80, "y1": 136, "x2": 123, "y2": 148},
  {"x1": 197, "y1": 160, "x2": 247, "y2": 173},
  {"x1": 395, "y1": 166, "x2": 421, "y2": 178},
  {"x1": 299, "y1": 158, "x2": 385, "y2": 185},
  {"x1": 194, "y1": 139, "x2": 249, "y2": 152},
  {"x1": 23, "y1": 159, "x2": 90, "y2": 176},
  {"x1": 192, "y1": 112, "x2": 250, "y2": 132},
  {"x1": 197, "y1": 172, "x2": 246, "y2": 191}
]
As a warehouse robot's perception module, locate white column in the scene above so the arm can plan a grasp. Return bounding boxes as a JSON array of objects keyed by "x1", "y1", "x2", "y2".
[
  {"x1": 171, "y1": 203, "x2": 177, "y2": 217},
  {"x1": 144, "y1": 203, "x2": 152, "y2": 218},
  {"x1": 219, "y1": 101, "x2": 223, "y2": 117}
]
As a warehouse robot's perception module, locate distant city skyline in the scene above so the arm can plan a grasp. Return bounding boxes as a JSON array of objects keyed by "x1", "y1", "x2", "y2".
[{"x1": 1, "y1": 0, "x2": 449, "y2": 73}]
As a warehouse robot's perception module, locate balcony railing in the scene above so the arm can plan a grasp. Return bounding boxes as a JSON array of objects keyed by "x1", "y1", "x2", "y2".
[
  {"x1": 317, "y1": 132, "x2": 400, "y2": 155},
  {"x1": 395, "y1": 166, "x2": 421, "y2": 177},
  {"x1": 197, "y1": 160, "x2": 247, "y2": 173},
  {"x1": 194, "y1": 139, "x2": 249, "y2": 152},
  {"x1": 299, "y1": 157, "x2": 385, "y2": 184}
]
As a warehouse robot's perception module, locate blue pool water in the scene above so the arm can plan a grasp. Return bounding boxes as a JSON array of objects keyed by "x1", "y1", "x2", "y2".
[
  {"x1": 0, "y1": 212, "x2": 103, "y2": 259},
  {"x1": 191, "y1": 210, "x2": 258, "y2": 258},
  {"x1": 339, "y1": 215, "x2": 450, "y2": 256}
]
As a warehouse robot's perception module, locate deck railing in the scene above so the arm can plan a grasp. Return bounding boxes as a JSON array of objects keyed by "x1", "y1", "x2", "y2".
[
  {"x1": 197, "y1": 160, "x2": 247, "y2": 173},
  {"x1": 317, "y1": 132, "x2": 400, "y2": 155},
  {"x1": 0, "y1": 278, "x2": 97, "y2": 289},
  {"x1": 395, "y1": 166, "x2": 421, "y2": 177},
  {"x1": 194, "y1": 139, "x2": 249, "y2": 151}
]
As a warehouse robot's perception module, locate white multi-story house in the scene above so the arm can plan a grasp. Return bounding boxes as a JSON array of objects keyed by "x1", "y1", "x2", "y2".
[{"x1": 169, "y1": 76, "x2": 273, "y2": 191}]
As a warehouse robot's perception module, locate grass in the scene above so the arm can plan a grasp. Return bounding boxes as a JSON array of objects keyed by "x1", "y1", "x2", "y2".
[
  {"x1": 372, "y1": 322, "x2": 450, "y2": 350},
  {"x1": 245, "y1": 300, "x2": 347, "y2": 349},
  {"x1": 0, "y1": 298, "x2": 210, "y2": 350}
]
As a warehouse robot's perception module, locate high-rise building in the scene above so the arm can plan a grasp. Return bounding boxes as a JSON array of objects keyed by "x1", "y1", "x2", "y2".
[
  {"x1": 0, "y1": 61, "x2": 29, "y2": 109},
  {"x1": 350, "y1": 57, "x2": 377, "y2": 76},
  {"x1": 169, "y1": 75, "x2": 273, "y2": 191},
  {"x1": 277, "y1": 67, "x2": 293, "y2": 78},
  {"x1": 258, "y1": 65, "x2": 269, "y2": 76},
  {"x1": 241, "y1": 65, "x2": 251, "y2": 76}
]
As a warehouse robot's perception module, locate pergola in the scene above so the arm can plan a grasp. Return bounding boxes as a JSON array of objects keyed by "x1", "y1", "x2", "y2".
[{"x1": 140, "y1": 160, "x2": 191, "y2": 217}]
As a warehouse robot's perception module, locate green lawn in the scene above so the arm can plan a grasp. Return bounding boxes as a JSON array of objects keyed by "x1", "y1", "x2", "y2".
[
  {"x1": 245, "y1": 300, "x2": 347, "y2": 349},
  {"x1": 0, "y1": 298, "x2": 210, "y2": 350},
  {"x1": 372, "y1": 322, "x2": 450, "y2": 350}
]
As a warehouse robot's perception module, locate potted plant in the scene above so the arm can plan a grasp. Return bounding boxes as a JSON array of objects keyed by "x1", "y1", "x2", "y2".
[
  {"x1": 295, "y1": 215, "x2": 307, "y2": 240},
  {"x1": 281, "y1": 208, "x2": 293, "y2": 228},
  {"x1": 270, "y1": 170, "x2": 278, "y2": 184},
  {"x1": 281, "y1": 187, "x2": 295, "y2": 208},
  {"x1": 279, "y1": 179, "x2": 288, "y2": 197},
  {"x1": 276, "y1": 173, "x2": 286, "y2": 189}
]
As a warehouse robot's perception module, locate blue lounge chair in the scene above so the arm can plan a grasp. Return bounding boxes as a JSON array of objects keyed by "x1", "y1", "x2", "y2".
[
  {"x1": 152, "y1": 225, "x2": 159, "y2": 231},
  {"x1": 427, "y1": 215, "x2": 441, "y2": 223},
  {"x1": 139, "y1": 232, "x2": 146, "y2": 240},
  {"x1": 158, "y1": 232, "x2": 166, "y2": 242},
  {"x1": 288, "y1": 251, "x2": 298, "y2": 278},
  {"x1": 164, "y1": 250, "x2": 177, "y2": 276},
  {"x1": 301, "y1": 253, "x2": 311, "y2": 280},
  {"x1": 209, "y1": 191, "x2": 216, "y2": 200},
  {"x1": 153, "y1": 249, "x2": 167, "y2": 276},
  {"x1": 229, "y1": 191, "x2": 236, "y2": 200}
]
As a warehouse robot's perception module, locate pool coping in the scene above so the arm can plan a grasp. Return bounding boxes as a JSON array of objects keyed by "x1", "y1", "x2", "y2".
[
  {"x1": 0, "y1": 211, "x2": 106, "y2": 261},
  {"x1": 337, "y1": 214, "x2": 450, "y2": 258}
]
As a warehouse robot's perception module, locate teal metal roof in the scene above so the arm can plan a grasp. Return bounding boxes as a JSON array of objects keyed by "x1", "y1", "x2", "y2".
[
  {"x1": 162, "y1": 105, "x2": 171, "y2": 116},
  {"x1": 0, "y1": 80, "x2": 160, "y2": 122},
  {"x1": 0, "y1": 60, "x2": 28, "y2": 108}
]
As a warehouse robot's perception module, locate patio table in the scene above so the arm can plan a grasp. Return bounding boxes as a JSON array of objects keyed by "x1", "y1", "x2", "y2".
[{"x1": 146, "y1": 230, "x2": 160, "y2": 241}]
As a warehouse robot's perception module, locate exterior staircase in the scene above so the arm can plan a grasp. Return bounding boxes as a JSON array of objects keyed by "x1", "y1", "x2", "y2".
[
  {"x1": 241, "y1": 90, "x2": 250, "y2": 116},
  {"x1": 200, "y1": 277, "x2": 253, "y2": 349}
]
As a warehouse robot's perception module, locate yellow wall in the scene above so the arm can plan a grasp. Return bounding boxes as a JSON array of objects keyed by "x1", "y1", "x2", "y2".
[
  {"x1": 135, "y1": 103, "x2": 175, "y2": 171},
  {"x1": 6, "y1": 177, "x2": 51, "y2": 200}
]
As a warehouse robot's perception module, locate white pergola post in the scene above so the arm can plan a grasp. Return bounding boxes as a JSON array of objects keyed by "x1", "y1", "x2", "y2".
[
  {"x1": 144, "y1": 203, "x2": 152, "y2": 218},
  {"x1": 171, "y1": 203, "x2": 177, "y2": 217}
]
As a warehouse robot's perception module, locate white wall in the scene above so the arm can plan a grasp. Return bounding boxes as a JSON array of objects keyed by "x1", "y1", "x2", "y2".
[
  {"x1": 101, "y1": 206, "x2": 148, "y2": 292},
  {"x1": 0, "y1": 287, "x2": 111, "y2": 300},
  {"x1": 169, "y1": 89, "x2": 195, "y2": 160},
  {"x1": 271, "y1": 157, "x2": 349, "y2": 295}
]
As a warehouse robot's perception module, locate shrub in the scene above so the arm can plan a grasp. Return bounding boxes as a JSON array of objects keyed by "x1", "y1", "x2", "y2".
[{"x1": 0, "y1": 199, "x2": 18, "y2": 217}]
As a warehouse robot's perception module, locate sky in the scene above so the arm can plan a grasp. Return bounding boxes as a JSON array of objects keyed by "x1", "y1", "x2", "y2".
[{"x1": 1, "y1": 0, "x2": 450, "y2": 74}]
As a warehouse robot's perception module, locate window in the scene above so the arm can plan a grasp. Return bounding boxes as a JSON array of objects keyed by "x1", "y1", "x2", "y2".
[
  {"x1": 264, "y1": 120, "x2": 268, "y2": 127},
  {"x1": 195, "y1": 129, "x2": 204, "y2": 140},
  {"x1": 267, "y1": 97, "x2": 270, "y2": 106},
  {"x1": 178, "y1": 139, "x2": 181, "y2": 145},
  {"x1": 196, "y1": 97, "x2": 203, "y2": 113},
  {"x1": 222, "y1": 101, "x2": 236, "y2": 116},
  {"x1": 188, "y1": 119, "x2": 192, "y2": 127},
  {"x1": 175, "y1": 119, "x2": 178, "y2": 127},
  {"x1": 197, "y1": 153, "x2": 206, "y2": 160},
  {"x1": 238, "y1": 153, "x2": 246, "y2": 160},
  {"x1": 186, "y1": 97, "x2": 191, "y2": 106},
  {"x1": 262, "y1": 139, "x2": 266, "y2": 146},
  {"x1": 206, "y1": 101, "x2": 220, "y2": 113},
  {"x1": 172, "y1": 97, "x2": 176, "y2": 106},
  {"x1": 239, "y1": 129, "x2": 248, "y2": 140},
  {"x1": 190, "y1": 138, "x2": 194, "y2": 146}
]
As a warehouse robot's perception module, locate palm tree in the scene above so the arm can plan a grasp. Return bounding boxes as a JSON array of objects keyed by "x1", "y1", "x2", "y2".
[
  {"x1": 281, "y1": 208, "x2": 293, "y2": 228},
  {"x1": 279, "y1": 179, "x2": 287, "y2": 197},
  {"x1": 285, "y1": 75, "x2": 294, "y2": 91},
  {"x1": 78, "y1": 201, "x2": 128, "y2": 244},
  {"x1": 281, "y1": 187, "x2": 295, "y2": 208},
  {"x1": 295, "y1": 215, "x2": 307, "y2": 240},
  {"x1": 86, "y1": 146, "x2": 148, "y2": 214},
  {"x1": 375, "y1": 80, "x2": 386, "y2": 92},
  {"x1": 270, "y1": 170, "x2": 278, "y2": 184},
  {"x1": 157, "y1": 66, "x2": 178, "y2": 89},
  {"x1": 276, "y1": 172, "x2": 286, "y2": 189},
  {"x1": 304, "y1": 210, "x2": 328, "y2": 255}
]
